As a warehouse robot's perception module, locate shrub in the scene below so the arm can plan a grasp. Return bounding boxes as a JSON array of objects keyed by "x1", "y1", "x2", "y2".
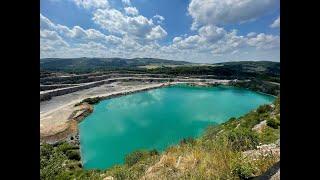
[
  {"x1": 149, "y1": 149, "x2": 159, "y2": 156},
  {"x1": 232, "y1": 161, "x2": 256, "y2": 179},
  {"x1": 180, "y1": 137, "x2": 196, "y2": 146},
  {"x1": 75, "y1": 97, "x2": 102, "y2": 106},
  {"x1": 40, "y1": 143, "x2": 54, "y2": 159},
  {"x1": 203, "y1": 124, "x2": 221, "y2": 140},
  {"x1": 257, "y1": 104, "x2": 272, "y2": 114},
  {"x1": 56, "y1": 142, "x2": 78, "y2": 154},
  {"x1": 125, "y1": 150, "x2": 145, "y2": 167},
  {"x1": 266, "y1": 118, "x2": 280, "y2": 129},
  {"x1": 225, "y1": 129, "x2": 259, "y2": 151},
  {"x1": 107, "y1": 165, "x2": 130, "y2": 179},
  {"x1": 66, "y1": 150, "x2": 81, "y2": 161}
]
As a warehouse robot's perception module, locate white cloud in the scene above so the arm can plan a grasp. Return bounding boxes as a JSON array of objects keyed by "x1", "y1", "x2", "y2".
[
  {"x1": 122, "y1": 0, "x2": 131, "y2": 6},
  {"x1": 73, "y1": 0, "x2": 109, "y2": 9},
  {"x1": 40, "y1": 30, "x2": 62, "y2": 41},
  {"x1": 247, "y1": 33, "x2": 280, "y2": 49},
  {"x1": 188, "y1": 0, "x2": 278, "y2": 29},
  {"x1": 173, "y1": 35, "x2": 201, "y2": 50},
  {"x1": 247, "y1": 32, "x2": 257, "y2": 37},
  {"x1": 198, "y1": 25, "x2": 226, "y2": 43},
  {"x1": 124, "y1": 7, "x2": 139, "y2": 16},
  {"x1": 146, "y1": 26, "x2": 168, "y2": 40},
  {"x1": 40, "y1": 30, "x2": 69, "y2": 56},
  {"x1": 41, "y1": 14, "x2": 122, "y2": 45},
  {"x1": 153, "y1": 15, "x2": 165, "y2": 24},
  {"x1": 40, "y1": 14, "x2": 56, "y2": 30},
  {"x1": 93, "y1": 8, "x2": 167, "y2": 41},
  {"x1": 40, "y1": 0, "x2": 279, "y2": 62},
  {"x1": 170, "y1": 25, "x2": 278, "y2": 56},
  {"x1": 270, "y1": 16, "x2": 280, "y2": 28}
]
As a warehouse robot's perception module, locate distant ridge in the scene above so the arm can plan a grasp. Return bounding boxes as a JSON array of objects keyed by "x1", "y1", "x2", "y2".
[
  {"x1": 40, "y1": 57, "x2": 192, "y2": 71},
  {"x1": 40, "y1": 57, "x2": 279, "y2": 76}
]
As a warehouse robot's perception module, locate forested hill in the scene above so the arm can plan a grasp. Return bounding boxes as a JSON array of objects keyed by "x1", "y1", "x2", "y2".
[
  {"x1": 147, "y1": 61, "x2": 280, "y2": 82},
  {"x1": 40, "y1": 57, "x2": 191, "y2": 71},
  {"x1": 214, "y1": 61, "x2": 280, "y2": 76},
  {"x1": 40, "y1": 58, "x2": 279, "y2": 82}
]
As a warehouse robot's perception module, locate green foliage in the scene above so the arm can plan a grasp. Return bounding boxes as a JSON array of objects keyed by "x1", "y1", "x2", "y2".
[
  {"x1": 125, "y1": 150, "x2": 145, "y2": 167},
  {"x1": 257, "y1": 104, "x2": 272, "y2": 114},
  {"x1": 180, "y1": 137, "x2": 196, "y2": 146},
  {"x1": 124, "y1": 149, "x2": 160, "y2": 167},
  {"x1": 40, "y1": 96, "x2": 280, "y2": 180},
  {"x1": 83, "y1": 97, "x2": 102, "y2": 105},
  {"x1": 66, "y1": 150, "x2": 81, "y2": 161},
  {"x1": 149, "y1": 149, "x2": 159, "y2": 156},
  {"x1": 267, "y1": 118, "x2": 280, "y2": 129},
  {"x1": 40, "y1": 142, "x2": 91, "y2": 180},
  {"x1": 41, "y1": 59, "x2": 279, "y2": 86},
  {"x1": 125, "y1": 150, "x2": 153, "y2": 167},
  {"x1": 56, "y1": 142, "x2": 78, "y2": 153},
  {"x1": 232, "y1": 160, "x2": 256, "y2": 179},
  {"x1": 40, "y1": 57, "x2": 190, "y2": 72},
  {"x1": 230, "y1": 79, "x2": 280, "y2": 96},
  {"x1": 107, "y1": 165, "x2": 130, "y2": 180},
  {"x1": 258, "y1": 127, "x2": 280, "y2": 144},
  {"x1": 225, "y1": 128, "x2": 259, "y2": 151},
  {"x1": 238, "y1": 111, "x2": 261, "y2": 129}
]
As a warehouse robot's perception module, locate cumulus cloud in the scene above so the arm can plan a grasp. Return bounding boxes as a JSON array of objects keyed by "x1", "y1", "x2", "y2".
[
  {"x1": 188, "y1": 0, "x2": 278, "y2": 29},
  {"x1": 170, "y1": 25, "x2": 278, "y2": 55},
  {"x1": 247, "y1": 32, "x2": 257, "y2": 37},
  {"x1": 41, "y1": 14, "x2": 122, "y2": 45},
  {"x1": 41, "y1": 0, "x2": 279, "y2": 62},
  {"x1": 122, "y1": 0, "x2": 131, "y2": 6},
  {"x1": 153, "y1": 15, "x2": 165, "y2": 24},
  {"x1": 40, "y1": 30, "x2": 69, "y2": 56},
  {"x1": 198, "y1": 25, "x2": 226, "y2": 43},
  {"x1": 247, "y1": 33, "x2": 280, "y2": 49},
  {"x1": 124, "y1": 7, "x2": 139, "y2": 16},
  {"x1": 40, "y1": 13, "x2": 167, "y2": 58},
  {"x1": 73, "y1": 0, "x2": 109, "y2": 9},
  {"x1": 93, "y1": 8, "x2": 167, "y2": 41},
  {"x1": 270, "y1": 16, "x2": 280, "y2": 28},
  {"x1": 146, "y1": 26, "x2": 168, "y2": 40}
]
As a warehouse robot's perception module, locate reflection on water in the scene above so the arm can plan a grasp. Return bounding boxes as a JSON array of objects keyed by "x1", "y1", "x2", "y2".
[{"x1": 79, "y1": 85, "x2": 275, "y2": 170}]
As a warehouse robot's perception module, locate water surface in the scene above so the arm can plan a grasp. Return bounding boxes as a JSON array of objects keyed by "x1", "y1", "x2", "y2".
[{"x1": 79, "y1": 85, "x2": 275, "y2": 169}]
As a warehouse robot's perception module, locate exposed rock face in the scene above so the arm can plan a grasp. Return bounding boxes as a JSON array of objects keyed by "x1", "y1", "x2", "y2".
[
  {"x1": 68, "y1": 103, "x2": 93, "y2": 123},
  {"x1": 252, "y1": 120, "x2": 267, "y2": 133},
  {"x1": 243, "y1": 143, "x2": 280, "y2": 160},
  {"x1": 244, "y1": 143, "x2": 280, "y2": 180},
  {"x1": 40, "y1": 103, "x2": 93, "y2": 144},
  {"x1": 40, "y1": 77, "x2": 231, "y2": 102},
  {"x1": 103, "y1": 176, "x2": 114, "y2": 180}
]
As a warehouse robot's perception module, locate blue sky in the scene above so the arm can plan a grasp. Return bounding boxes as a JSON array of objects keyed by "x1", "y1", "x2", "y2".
[{"x1": 40, "y1": 0, "x2": 280, "y2": 63}]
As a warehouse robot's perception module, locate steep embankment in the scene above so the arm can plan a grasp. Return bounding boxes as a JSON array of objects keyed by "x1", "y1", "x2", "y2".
[{"x1": 40, "y1": 97, "x2": 280, "y2": 180}]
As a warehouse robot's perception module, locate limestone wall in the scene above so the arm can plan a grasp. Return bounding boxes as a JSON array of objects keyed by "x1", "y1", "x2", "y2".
[{"x1": 40, "y1": 77, "x2": 229, "y2": 102}]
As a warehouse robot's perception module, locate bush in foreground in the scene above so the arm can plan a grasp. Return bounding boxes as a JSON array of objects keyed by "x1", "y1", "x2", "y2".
[{"x1": 267, "y1": 118, "x2": 280, "y2": 129}]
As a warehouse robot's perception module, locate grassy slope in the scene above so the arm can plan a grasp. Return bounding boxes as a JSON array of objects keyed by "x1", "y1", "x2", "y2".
[{"x1": 40, "y1": 97, "x2": 280, "y2": 180}]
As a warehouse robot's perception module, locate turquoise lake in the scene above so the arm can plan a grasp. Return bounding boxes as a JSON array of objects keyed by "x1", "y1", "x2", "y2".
[{"x1": 79, "y1": 85, "x2": 275, "y2": 169}]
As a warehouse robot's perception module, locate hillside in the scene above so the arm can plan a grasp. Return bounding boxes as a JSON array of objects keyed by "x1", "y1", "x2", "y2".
[
  {"x1": 40, "y1": 58, "x2": 280, "y2": 83},
  {"x1": 40, "y1": 58, "x2": 191, "y2": 71},
  {"x1": 40, "y1": 97, "x2": 280, "y2": 180},
  {"x1": 214, "y1": 61, "x2": 280, "y2": 76},
  {"x1": 147, "y1": 61, "x2": 280, "y2": 82}
]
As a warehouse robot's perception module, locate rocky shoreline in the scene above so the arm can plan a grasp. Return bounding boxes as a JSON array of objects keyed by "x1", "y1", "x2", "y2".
[
  {"x1": 40, "y1": 79, "x2": 275, "y2": 145},
  {"x1": 40, "y1": 82, "x2": 175, "y2": 144},
  {"x1": 40, "y1": 81, "x2": 234, "y2": 144}
]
